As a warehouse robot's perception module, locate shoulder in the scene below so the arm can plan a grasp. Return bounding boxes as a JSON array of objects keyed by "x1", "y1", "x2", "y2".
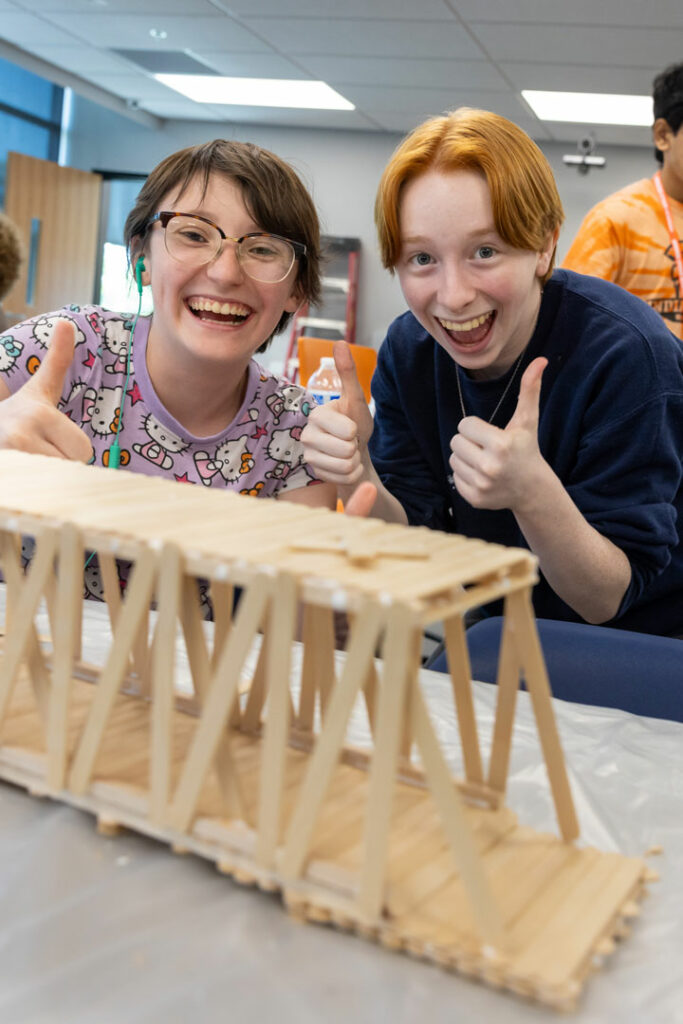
[
  {"x1": 5, "y1": 305, "x2": 133, "y2": 345},
  {"x1": 547, "y1": 270, "x2": 683, "y2": 383},
  {"x1": 249, "y1": 359, "x2": 315, "y2": 420},
  {"x1": 378, "y1": 310, "x2": 433, "y2": 367}
]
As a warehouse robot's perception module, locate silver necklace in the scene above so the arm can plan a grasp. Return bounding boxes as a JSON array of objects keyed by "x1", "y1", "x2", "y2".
[{"x1": 455, "y1": 347, "x2": 527, "y2": 426}]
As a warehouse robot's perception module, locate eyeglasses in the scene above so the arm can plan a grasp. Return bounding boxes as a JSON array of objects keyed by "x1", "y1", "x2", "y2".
[{"x1": 147, "y1": 211, "x2": 306, "y2": 283}]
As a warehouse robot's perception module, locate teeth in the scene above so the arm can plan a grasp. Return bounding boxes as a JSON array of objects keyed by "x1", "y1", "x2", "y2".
[
  {"x1": 188, "y1": 299, "x2": 250, "y2": 316},
  {"x1": 439, "y1": 312, "x2": 491, "y2": 332}
]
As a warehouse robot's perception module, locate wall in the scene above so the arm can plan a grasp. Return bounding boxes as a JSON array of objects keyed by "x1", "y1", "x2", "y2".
[{"x1": 68, "y1": 95, "x2": 656, "y2": 361}]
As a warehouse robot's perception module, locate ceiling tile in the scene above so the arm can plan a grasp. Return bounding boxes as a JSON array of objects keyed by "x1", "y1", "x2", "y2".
[
  {"x1": 13, "y1": 0, "x2": 217, "y2": 11},
  {"x1": 296, "y1": 55, "x2": 509, "y2": 91},
  {"x1": 337, "y1": 84, "x2": 500, "y2": 115},
  {"x1": 0, "y1": 10, "x2": 80, "y2": 46},
  {"x1": 33, "y1": 12, "x2": 272, "y2": 52},
  {"x1": 27, "y1": 44, "x2": 139, "y2": 74},
  {"x1": 454, "y1": 0, "x2": 683, "y2": 28},
  {"x1": 468, "y1": 23, "x2": 683, "y2": 67},
  {"x1": 502, "y1": 62, "x2": 662, "y2": 95},
  {"x1": 225, "y1": 0, "x2": 455, "y2": 16},
  {"x1": 240, "y1": 17, "x2": 483, "y2": 59},
  {"x1": 193, "y1": 52, "x2": 309, "y2": 79}
]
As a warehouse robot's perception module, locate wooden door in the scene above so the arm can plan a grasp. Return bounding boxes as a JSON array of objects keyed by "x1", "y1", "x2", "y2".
[{"x1": 3, "y1": 152, "x2": 102, "y2": 318}]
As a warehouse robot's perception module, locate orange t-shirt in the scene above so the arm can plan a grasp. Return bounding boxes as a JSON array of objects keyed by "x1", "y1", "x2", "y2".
[{"x1": 562, "y1": 177, "x2": 683, "y2": 340}]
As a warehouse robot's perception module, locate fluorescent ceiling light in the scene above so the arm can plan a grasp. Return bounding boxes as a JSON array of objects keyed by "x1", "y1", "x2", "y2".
[
  {"x1": 522, "y1": 90, "x2": 653, "y2": 126},
  {"x1": 156, "y1": 74, "x2": 355, "y2": 110}
]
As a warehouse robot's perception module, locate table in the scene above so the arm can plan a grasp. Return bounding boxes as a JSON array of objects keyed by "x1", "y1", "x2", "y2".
[{"x1": 0, "y1": 599, "x2": 681, "y2": 1023}]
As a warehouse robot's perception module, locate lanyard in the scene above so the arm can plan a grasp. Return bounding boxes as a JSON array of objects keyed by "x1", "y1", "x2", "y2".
[{"x1": 653, "y1": 170, "x2": 683, "y2": 295}]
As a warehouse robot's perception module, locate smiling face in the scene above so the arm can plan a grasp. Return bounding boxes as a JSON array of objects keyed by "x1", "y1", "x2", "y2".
[
  {"x1": 396, "y1": 168, "x2": 555, "y2": 379},
  {"x1": 142, "y1": 172, "x2": 301, "y2": 377}
]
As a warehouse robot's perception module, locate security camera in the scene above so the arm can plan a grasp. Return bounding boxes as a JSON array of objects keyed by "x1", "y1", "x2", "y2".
[
  {"x1": 126, "y1": 98, "x2": 141, "y2": 110},
  {"x1": 578, "y1": 136, "x2": 594, "y2": 155}
]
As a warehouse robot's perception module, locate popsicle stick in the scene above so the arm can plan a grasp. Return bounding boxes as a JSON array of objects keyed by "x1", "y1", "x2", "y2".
[
  {"x1": 47, "y1": 523, "x2": 84, "y2": 790},
  {"x1": 0, "y1": 530, "x2": 54, "y2": 729},
  {"x1": 443, "y1": 614, "x2": 484, "y2": 785},
  {"x1": 506, "y1": 589, "x2": 579, "y2": 842},
  {"x1": 170, "y1": 575, "x2": 270, "y2": 833},
  {"x1": 210, "y1": 579, "x2": 234, "y2": 669},
  {"x1": 356, "y1": 603, "x2": 414, "y2": 919},
  {"x1": 298, "y1": 603, "x2": 336, "y2": 729},
  {"x1": 178, "y1": 575, "x2": 247, "y2": 820},
  {"x1": 410, "y1": 681, "x2": 504, "y2": 948},
  {"x1": 487, "y1": 600, "x2": 523, "y2": 793},
  {"x1": 279, "y1": 600, "x2": 384, "y2": 882},
  {"x1": 68, "y1": 548, "x2": 158, "y2": 795},
  {"x1": 255, "y1": 572, "x2": 297, "y2": 867},
  {"x1": 150, "y1": 544, "x2": 181, "y2": 824}
]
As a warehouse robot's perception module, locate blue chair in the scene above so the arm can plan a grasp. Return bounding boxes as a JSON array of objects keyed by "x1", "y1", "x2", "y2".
[{"x1": 427, "y1": 617, "x2": 683, "y2": 722}]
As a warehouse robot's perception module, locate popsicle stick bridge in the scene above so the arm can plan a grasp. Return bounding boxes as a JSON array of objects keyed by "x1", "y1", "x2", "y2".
[{"x1": 0, "y1": 451, "x2": 650, "y2": 1010}]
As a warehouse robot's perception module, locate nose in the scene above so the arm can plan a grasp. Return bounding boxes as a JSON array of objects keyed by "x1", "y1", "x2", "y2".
[
  {"x1": 437, "y1": 259, "x2": 477, "y2": 313},
  {"x1": 205, "y1": 238, "x2": 246, "y2": 283}
]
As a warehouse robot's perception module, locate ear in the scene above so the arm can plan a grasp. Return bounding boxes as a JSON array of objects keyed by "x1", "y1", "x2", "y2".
[
  {"x1": 537, "y1": 227, "x2": 559, "y2": 278},
  {"x1": 653, "y1": 117, "x2": 673, "y2": 156},
  {"x1": 139, "y1": 257, "x2": 151, "y2": 288},
  {"x1": 282, "y1": 280, "x2": 304, "y2": 315},
  {"x1": 130, "y1": 237, "x2": 151, "y2": 287}
]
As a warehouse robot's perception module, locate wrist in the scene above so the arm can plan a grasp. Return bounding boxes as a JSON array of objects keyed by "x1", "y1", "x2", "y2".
[{"x1": 510, "y1": 455, "x2": 557, "y2": 520}]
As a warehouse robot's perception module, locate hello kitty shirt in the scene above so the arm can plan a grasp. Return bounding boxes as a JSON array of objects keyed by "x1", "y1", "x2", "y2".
[{"x1": 0, "y1": 305, "x2": 324, "y2": 497}]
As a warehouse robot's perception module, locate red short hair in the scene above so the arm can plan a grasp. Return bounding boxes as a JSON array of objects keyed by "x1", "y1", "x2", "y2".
[{"x1": 375, "y1": 108, "x2": 564, "y2": 284}]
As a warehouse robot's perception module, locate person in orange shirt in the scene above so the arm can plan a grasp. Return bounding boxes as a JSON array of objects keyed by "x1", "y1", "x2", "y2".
[{"x1": 563, "y1": 62, "x2": 683, "y2": 340}]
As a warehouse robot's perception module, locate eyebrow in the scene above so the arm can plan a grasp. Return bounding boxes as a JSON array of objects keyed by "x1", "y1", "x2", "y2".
[{"x1": 401, "y1": 225, "x2": 500, "y2": 245}]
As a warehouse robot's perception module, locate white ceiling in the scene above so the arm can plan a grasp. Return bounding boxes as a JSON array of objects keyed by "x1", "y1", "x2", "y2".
[{"x1": 2, "y1": 0, "x2": 683, "y2": 147}]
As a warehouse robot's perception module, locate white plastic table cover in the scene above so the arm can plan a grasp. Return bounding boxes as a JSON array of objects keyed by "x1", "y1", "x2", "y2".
[{"x1": 0, "y1": 595, "x2": 680, "y2": 1024}]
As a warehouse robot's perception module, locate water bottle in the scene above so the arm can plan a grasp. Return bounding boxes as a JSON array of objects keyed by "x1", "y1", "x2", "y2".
[{"x1": 308, "y1": 356, "x2": 342, "y2": 405}]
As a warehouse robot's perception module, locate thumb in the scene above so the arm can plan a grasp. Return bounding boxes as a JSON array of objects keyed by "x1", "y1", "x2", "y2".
[
  {"x1": 333, "y1": 340, "x2": 367, "y2": 420},
  {"x1": 343, "y1": 481, "x2": 377, "y2": 518},
  {"x1": 27, "y1": 319, "x2": 76, "y2": 406},
  {"x1": 506, "y1": 356, "x2": 547, "y2": 431}
]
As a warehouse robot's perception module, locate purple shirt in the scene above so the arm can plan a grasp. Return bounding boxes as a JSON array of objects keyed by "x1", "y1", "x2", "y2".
[{"x1": 1, "y1": 304, "x2": 322, "y2": 496}]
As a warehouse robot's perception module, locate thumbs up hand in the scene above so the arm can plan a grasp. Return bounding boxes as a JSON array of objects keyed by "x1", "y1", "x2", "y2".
[
  {"x1": 449, "y1": 356, "x2": 547, "y2": 511},
  {"x1": 0, "y1": 318, "x2": 93, "y2": 461},
  {"x1": 301, "y1": 340, "x2": 374, "y2": 499}
]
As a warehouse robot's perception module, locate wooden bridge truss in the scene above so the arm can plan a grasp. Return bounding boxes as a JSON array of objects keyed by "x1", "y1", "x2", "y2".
[{"x1": 0, "y1": 451, "x2": 649, "y2": 1010}]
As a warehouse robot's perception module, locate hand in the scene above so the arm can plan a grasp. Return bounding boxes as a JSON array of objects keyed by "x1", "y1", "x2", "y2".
[
  {"x1": 343, "y1": 481, "x2": 377, "y2": 517},
  {"x1": 449, "y1": 357, "x2": 548, "y2": 511},
  {"x1": 301, "y1": 340, "x2": 374, "y2": 492},
  {"x1": 0, "y1": 319, "x2": 93, "y2": 461}
]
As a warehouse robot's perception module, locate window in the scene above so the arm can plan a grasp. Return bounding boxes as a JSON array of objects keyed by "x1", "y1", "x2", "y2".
[
  {"x1": 0, "y1": 55, "x2": 63, "y2": 206},
  {"x1": 96, "y1": 175, "x2": 153, "y2": 315}
]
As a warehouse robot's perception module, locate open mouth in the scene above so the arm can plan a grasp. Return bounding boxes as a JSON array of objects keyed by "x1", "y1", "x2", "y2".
[
  {"x1": 438, "y1": 310, "x2": 496, "y2": 346},
  {"x1": 186, "y1": 298, "x2": 251, "y2": 325}
]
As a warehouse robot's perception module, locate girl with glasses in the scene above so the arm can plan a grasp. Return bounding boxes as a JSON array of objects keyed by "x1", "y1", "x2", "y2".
[
  {"x1": 302, "y1": 108, "x2": 683, "y2": 637},
  {"x1": 0, "y1": 139, "x2": 337, "y2": 506}
]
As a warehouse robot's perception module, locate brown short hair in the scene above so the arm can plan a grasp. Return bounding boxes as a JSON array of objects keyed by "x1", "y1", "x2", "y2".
[
  {"x1": 375, "y1": 108, "x2": 564, "y2": 285},
  {"x1": 0, "y1": 212, "x2": 24, "y2": 302},
  {"x1": 124, "y1": 139, "x2": 321, "y2": 349},
  {"x1": 652, "y1": 62, "x2": 683, "y2": 165}
]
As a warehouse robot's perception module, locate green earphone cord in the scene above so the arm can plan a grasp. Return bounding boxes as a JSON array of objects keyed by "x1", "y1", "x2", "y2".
[{"x1": 84, "y1": 262, "x2": 144, "y2": 571}]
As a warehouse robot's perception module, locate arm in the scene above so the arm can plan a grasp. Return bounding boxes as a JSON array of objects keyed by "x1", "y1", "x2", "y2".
[
  {"x1": 0, "y1": 319, "x2": 92, "y2": 460},
  {"x1": 279, "y1": 479, "x2": 337, "y2": 510},
  {"x1": 300, "y1": 341, "x2": 408, "y2": 524},
  {"x1": 450, "y1": 358, "x2": 631, "y2": 623}
]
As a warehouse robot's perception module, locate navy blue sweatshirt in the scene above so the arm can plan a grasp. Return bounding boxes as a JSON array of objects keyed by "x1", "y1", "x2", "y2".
[{"x1": 369, "y1": 270, "x2": 683, "y2": 635}]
